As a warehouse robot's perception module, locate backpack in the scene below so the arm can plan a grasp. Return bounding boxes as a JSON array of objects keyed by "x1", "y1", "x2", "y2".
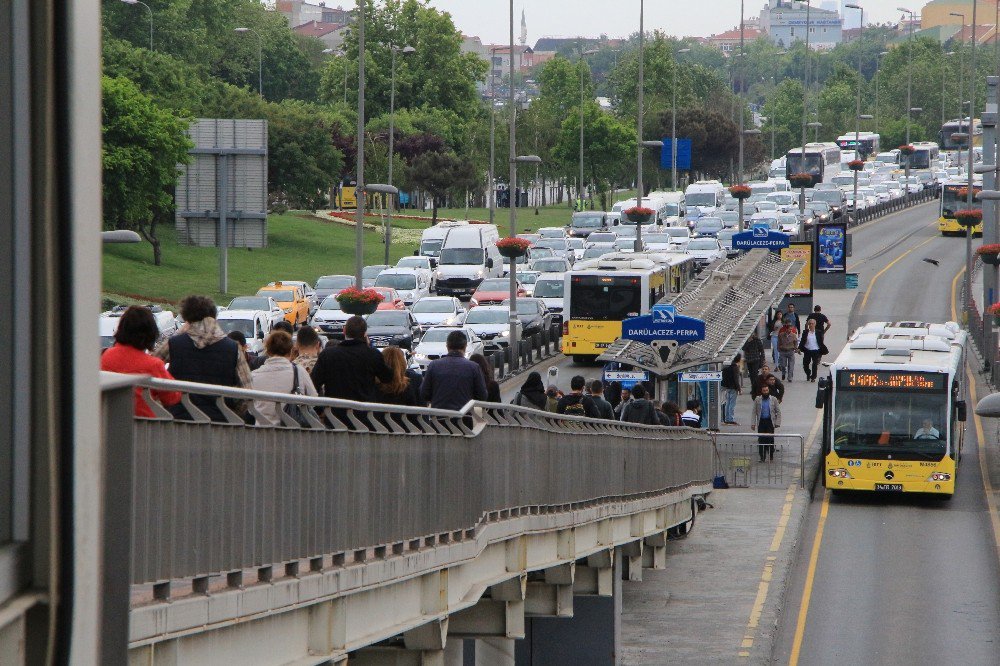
[
  {"x1": 283, "y1": 365, "x2": 312, "y2": 427},
  {"x1": 563, "y1": 396, "x2": 588, "y2": 417}
]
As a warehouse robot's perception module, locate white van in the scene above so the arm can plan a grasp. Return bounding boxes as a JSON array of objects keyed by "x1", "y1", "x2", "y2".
[
  {"x1": 613, "y1": 192, "x2": 684, "y2": 228},
  {"x1": 419, "y1": 220, "x2": 468, "y2": 259},
  {"x1": 434, "y1": 224, "x2": 501, "y2": 297},
  {"x1": 684, "y1": 180, "x2": 726, "y2": 219}
]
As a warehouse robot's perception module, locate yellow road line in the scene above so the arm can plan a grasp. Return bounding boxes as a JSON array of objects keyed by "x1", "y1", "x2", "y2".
[
  {"x1": 788, "y1": 490, "x2": 830, "y2": 666},
  {"x1": 968, "y1": 370, "x2": 1000, "y2": 565},
  {"x1": 859, "y1": 235, "x2": 936, "y2": 311},
  {"x1": 950, "y1": 265, "x2": 964, "y2": 322}
]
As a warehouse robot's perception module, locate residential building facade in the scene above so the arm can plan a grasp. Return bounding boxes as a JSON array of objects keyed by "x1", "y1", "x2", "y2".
[{"x1": 759, "y1": 0, "x2": 843, "y2": 49}]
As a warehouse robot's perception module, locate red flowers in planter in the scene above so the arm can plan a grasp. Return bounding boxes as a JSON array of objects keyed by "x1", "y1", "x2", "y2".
[
  {"x1": 847, "y1": 159, "x2": 865, "y2": 171},
  {"x1": 495, "y1": 236, "x2": 532, "y2": 257},
  {"x1": 989, "y1": 302, "x2": 1000, "y2": 324},
  {"x1": 729, "y1": 184, "x2": 752, "y2": 200},
  {"x1": 954, "y1": 209, "x2": 983, "y2": 227},
  {"x1": 788, "y1": 172, "x2": 813, "y2": 188},
  {"x1": 976, "y1": 243, "x2": 1000, "y2": 265},
  {"x1": 335, "y1": 287, "x2": 384, "y2": 315},
  {"x1": 623, "y1": 206, "x2": 655, "y2": 222},
  {"x1": 898, "y1": 144, "x2": 915, "y2": 155}
]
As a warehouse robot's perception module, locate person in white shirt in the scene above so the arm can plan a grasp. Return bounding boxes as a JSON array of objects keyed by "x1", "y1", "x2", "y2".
[
  {"x1": 251, "y1": 330, "x2": 318, "y2": 426},
  {"x1": 797, "y1": 318, "x2": 828, "y2": 382},
  {"x1": 914, "y1": 419, "x2": 940, "y2": 440}
]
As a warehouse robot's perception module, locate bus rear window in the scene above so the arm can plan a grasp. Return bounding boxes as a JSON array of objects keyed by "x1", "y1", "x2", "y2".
[{"x1": 570, "y1": 278, "x2": 642, "y2": 321}]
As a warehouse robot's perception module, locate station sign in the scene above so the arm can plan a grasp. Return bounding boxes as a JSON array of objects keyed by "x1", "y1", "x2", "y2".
[
  {"x1": 732, "y1": 223, "x2": 791, "y2": 251},
  {"x1": 621, "y1": 303, "x2": 706, "y2": 344},
  {"x1": 604, "y1": 371, "x2": 649, "y2": 382},
  {"x1": 679, "y1": 371, "x2": 723, "y2": 382}
]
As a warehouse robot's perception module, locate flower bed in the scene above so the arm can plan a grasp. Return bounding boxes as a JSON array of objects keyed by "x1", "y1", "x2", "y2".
[
  {"x1": 847, "y1": 159, "x2": 865, "y2": 171},
  {"x1": 496, "y1": 236, "x2": 532, "y2": 258},
  {"x1": 977, "y1": 243, "x2": 1000, "y2": 266},
  {"x1": 954, "y1": 209, "x2": 983, "y2": 227},
  {"x1": 788, "y1": 172, "x2": 813, "y2": 188},
  {"x1": 335, "y1": 287, "x2": 384, "y2": 315},
  {"x1": 728, "y1": 184, "x2": 752, "y2": 200}
]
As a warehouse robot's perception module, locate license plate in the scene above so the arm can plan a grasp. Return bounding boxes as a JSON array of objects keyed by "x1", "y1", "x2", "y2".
[{"x1": 874, "y1": 483, "x2": 903, "y2": 492}]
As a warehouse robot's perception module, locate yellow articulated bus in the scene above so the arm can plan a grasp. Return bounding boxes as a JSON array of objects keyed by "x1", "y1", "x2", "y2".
[
  {"x1": 561, "y1": 253, "x2": 696, "y2": 362},
  {"x1": 939, "y1": 178, "x2": 982, "y2": 236},
  {"x1": 816, "y1": 321, "x2": 969, "y2": 497}
]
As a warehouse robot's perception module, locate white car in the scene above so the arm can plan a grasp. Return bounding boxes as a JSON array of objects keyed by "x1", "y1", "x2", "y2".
[
  {"x1": 530, "y1": 257, "x2": 573, "y2": 273},
  {"x1": 411, "y1": 326, "x2": 484, "y2": 371},
  {"x1": 641, "y1": 232, "x2": 675, "y2": 252},
  {"x1": 765, "y1": 192, "x2": 797, "y2": 213},
  {"x1": 311, "y1": 296, "x2": 354, "y2": 339},
  {"x1": 313, "y1": 275, "x2": 355, "y2": 304},
  {"x1": 99, "y1": 304, "x2": 177, "y2": 350},
  {"x1": 776, "y1": 213, "x2": 800, "y2": 236},
  {"x1": 566, "y1": 237, "x2": 586, "y2": 261},
  {"x1": 531, "y1": 272, "x2": 565, "y2": 324},
  {"x1": 395, "y1": 255, "x2": 437, "y2": 290},
  {"x1": 537, "y1": 226, "x2": 566, "y2": 239},
  {"x1": 226, "y1": 295, "x2": 286, "y2": 329},
  {"x1": 374, "y1": 268, "x2": 431, "y2": 306},
  {"x1": 515, "y1": 270, "x2": 541, "y2": 297},
  {"x1": 410, "y1": 296, "x2": 465, "y2": 331},
  {"x1": 586, "y1": 231, "x2": 617, "y2": 246},
  {"x1": 217, "y1": 308, "x2": 274, "y2": 353},
  {"x1": 463, "y1": 305, "x2": 523, "y2": 352},
  {"x1": 686, "y1": 237, "x2": 727, "y2": 267}
]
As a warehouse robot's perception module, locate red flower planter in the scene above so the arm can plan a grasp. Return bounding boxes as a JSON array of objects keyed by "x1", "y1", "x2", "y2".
[
  {"x1": 729, "y1": 184, "x2": 752, "y2": 200},
  {"x1": 954, "y1": 209, "x2": 983, "y2": 228},
  {"x1": 336, "y1": 287, "x2": 384, "y2": 315},
  {"x1": 847, "y1": 159, "x2": 865, "y2": 172},
  {"x1": 496, "y1": 237, "x2": 531, "y2": 258},
  {"x1": 977, "y1": 243, "x2": 1000, "y2": 266},
  {"x1": 788, "y1": 172, "x2": 813, "y2": 188}
]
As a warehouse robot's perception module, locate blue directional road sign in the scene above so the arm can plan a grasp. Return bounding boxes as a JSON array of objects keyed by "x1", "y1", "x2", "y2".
[
  {"x1": 732, "y1": 224, "x2": 790, "y2": 252},
  {"x1": 622, "y1": 303, "x2": 706, "y2": 344},
  {"x1": 659, "y1": 138, "x2": 692, "y2": 170}
]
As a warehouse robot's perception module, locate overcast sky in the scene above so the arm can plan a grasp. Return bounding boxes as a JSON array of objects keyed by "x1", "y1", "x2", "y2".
[{"x1": 427, "y1": 1, "x2": 914, "y2": 44}]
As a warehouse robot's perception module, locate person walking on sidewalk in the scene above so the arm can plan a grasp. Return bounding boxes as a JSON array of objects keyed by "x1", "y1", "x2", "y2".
[
  {"x1": 806, "y1": 304, "x2": 831, "y2": 334},
  {"x1": 589, "y1": 380, "x2": 616, "y2": 420},
  {"x1": 798, "y1": 318, "x2": 829, "y2": 382},
  {"x1": 776, "y1": 319, "x2": 800, "y2": 382},
  {"x1": 556, "y1": 375, "x2": 599, "y2": 417},
  {"x1": 770, "y1": 320, "x2": 782, "y2": 367},
  {"x1": 742, "y1": 330, "x2": 765, "y2": 385},
  {"x1": 751, "y1": 384, "x2": 782, "y2": 462},
  {"x1": 620, "y1": 383, "x2": 660, "y2": 425},
  {"x1": 721, "y1": 353, "x2": 742, "y2": 425}
]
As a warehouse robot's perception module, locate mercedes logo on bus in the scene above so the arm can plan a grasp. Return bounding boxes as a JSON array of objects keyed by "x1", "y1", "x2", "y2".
[{"x1": 884, "y1": 470, "x2": 895, "y2": 481}]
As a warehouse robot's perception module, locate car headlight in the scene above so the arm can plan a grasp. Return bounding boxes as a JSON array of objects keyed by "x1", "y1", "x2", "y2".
[
  {"x1": 435, "y1": 270, "x2": 444, "y2": 278},
  {"x1": 499, "y1": 329, "x2": 510, "y2": 337},
  {"x1": 475, "y1": 270, "x2": 484, "y2": 278},
  {"x1": 413, "y1": 353, "x2": 428, "y2": 362}
]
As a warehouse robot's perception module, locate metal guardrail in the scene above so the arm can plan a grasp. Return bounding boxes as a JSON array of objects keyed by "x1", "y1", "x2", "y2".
[
  {"x1": 709, "y1": 432, "x2": 805, "y2": 489},
  {"x1": 123, "y1": 374, "x2": 713, "y2": 599},
  {"x1": 850, "y1": 187, "x2": 937, "y2": 227},
  {"x1": 489, "y1": 322, "x2": 562, "y2": 380}
]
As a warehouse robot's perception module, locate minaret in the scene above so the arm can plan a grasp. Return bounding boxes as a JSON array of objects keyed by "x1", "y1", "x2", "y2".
[{"x1": 520, "y1": 9, "x2": 527, "y2": 46}]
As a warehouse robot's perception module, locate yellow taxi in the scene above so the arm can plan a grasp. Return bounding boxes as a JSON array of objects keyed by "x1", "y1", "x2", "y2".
[{"x1": 257, "y1": 282, "x2": 309, "y2": 327}]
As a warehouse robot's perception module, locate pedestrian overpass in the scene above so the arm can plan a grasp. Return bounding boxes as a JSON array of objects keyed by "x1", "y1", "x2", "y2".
[{"x1": 108, "y1": 375, "x2": 714, "y2": 665}]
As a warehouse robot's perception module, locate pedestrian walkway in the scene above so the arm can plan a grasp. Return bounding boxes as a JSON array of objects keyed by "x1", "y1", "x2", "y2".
[{"x1": 620, "y1": 287, "x2": 857, "y2": 664}]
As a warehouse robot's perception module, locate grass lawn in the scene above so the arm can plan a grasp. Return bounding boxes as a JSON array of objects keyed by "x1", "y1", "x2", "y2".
[{"x1": 103, "y1": 213, "x2": 421, "y2": 304}]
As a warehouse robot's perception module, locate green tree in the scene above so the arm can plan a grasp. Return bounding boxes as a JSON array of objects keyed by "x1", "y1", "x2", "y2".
[
  {"x1": 407, "y1": 151, "x2": 479, "y2": 224},
  {"x1": 552, "y1": 102, "x2": 636, "y2": 209},
  {"x1": 266, "y1": 101, "x2": 345, "y2": 209},
  {"x1": 102, "y1": 75, "x2": 193, "y2": 265}
]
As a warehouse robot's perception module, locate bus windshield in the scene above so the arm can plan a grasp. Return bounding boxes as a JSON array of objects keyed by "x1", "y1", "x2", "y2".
[
  {"x1": 941, "y1": 185, "x2": 981, "y2": 218},
  {"x1": 569, "y1": 276, "x2": 642, "y2": 320},
  {"x1": 834, "y1": 390, "x2": 948, "y2": 460},
  {"x1": 440, "y1": 248, "x2": 484, "y2": 265},
  {"x1": 786, "y1": 153, "x2": 824, "y2": 175},
  {"x1": 686, "y1": 193, "x2": 717, "y2": 207},
  {"x1": 909, "y1": 150, "x2": 933, "y2": 169}
]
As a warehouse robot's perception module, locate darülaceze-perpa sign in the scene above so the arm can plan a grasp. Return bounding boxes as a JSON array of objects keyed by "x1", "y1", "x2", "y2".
[{"x1": 621, "y1": 304, "x2": 706, "y2": 344}]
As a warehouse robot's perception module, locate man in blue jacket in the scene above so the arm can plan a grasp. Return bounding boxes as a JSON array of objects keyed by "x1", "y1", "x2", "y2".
[{"x1": 420, "y1": 330, "x2": 487, "y2": 410}]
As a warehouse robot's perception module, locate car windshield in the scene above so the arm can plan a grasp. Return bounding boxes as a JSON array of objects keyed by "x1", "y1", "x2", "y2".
[
  {"x1": 421, "y1": 329, "x2": 465, "y2": 343},
  {"x1": 533, "y1": 280, "x2": 564, "y2": 298},
  {"x1": 533, "y1": 259, "x2": 566, "y2": 272},
  {"x1": 465, "y1": 308, "x2": 509, "y2": 324},
  {"x1": 530, "y1": 247, "x2": 554, "y2": 259},
  {"x1": 756, "y1": 201, "x2": 777, "y2": 210},
  {"x1": 396, "y1": 257, "x2": 428, "y2": 269},
  {"x1": 644, "y1": 234, "x2": 672, "y2": 243},
  {"x1": 319, "y1": 297, "x2": 343, "y2": 310},
  {"x1": 534, "y1": 239, "x2": 567, "y2": 250},
  {"x1": 583, "y1": 248, "x2": 606, "y2": 259},
  {"x1": 571, "y1": 213, "x2": 604, "y2": 227},
  {"x1": 362, "y1": 266, "x2": 387, "y2": 278},
  {"x1": 663, "y1": 228, "x2": 689, "y2": 237},
  {"x1": 439, "y1": 248, "x2": 484, "y2": 265},
  {"x1": 260, "y1": 290, "x2": 294, "y2": 301},
  {"x1": 718, "y1": 211, "x2": 739, "y2": 221},
  {"x1": 588, "y1": 233, "x2": 616, "y2": 244},
  {"x1": 316, "y1": 276, "x2": 354, "y2": 290},
  {"x1": 366, "y1": 311, "x2": 409, "y2": 327},
  {"x1": 810, "y1": 202, "x2": 831, "y2": 212},
  {"x1": 687, "y1": 192, "x2": 717, "y2": 206},
  {"x1": 229, "y1": 297, "x2": 270, "y2": 310},
  {"x1": 218, "y1": 319, "x2": 254, "y2": 336},
  {"x1": 812, "y1": 191, "x2": 841, "y2": 204},
  {"x1": 502, "y1": 300, "x2": 541, "y2": 314},
  {"x1": 412, "y1": 299, "x2": 454, "y2": 313},
  {"x1": 420, "y1": 239, "x2": 443, "y2": 256},
  {"x1": 614, "y1": 239, "x2": 635, "y2": 249},
  {"x1": 689, "y1": 240, "x2": 719, "y2": 250},
  {"x1": 694, "y1": 219, "x2": 723, "y2": 232},
  {"x1": 478, "y1": 278, "x2": 508, "y2": 291},
  {"x1": 375, "y1": 273, "x2": 417, "y2": 290},
  {"x1": 539, "y1": 229, "x2": 564, "y2": 238},
  {"x1": 566, "y1": 238, "x2": 585, "y2": 249},
  {"x1": 516, "y1": 272, "x2": 539, "y2": 284},
  {"x1": 768, "y1": 194, "x2": 795, "y2": 204}
]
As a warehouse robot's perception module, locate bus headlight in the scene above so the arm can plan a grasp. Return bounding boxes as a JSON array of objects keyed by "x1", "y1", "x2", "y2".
[
  {"x1": 828, "y1": 468, "x2": 852, "y2": 479},
  {"x1": 928, "y1": 472, "x2": 951, "y2": 482}
]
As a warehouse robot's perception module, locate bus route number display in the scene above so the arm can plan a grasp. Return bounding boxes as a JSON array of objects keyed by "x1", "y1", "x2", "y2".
[{"x1": 837, "y1": 370, "x2": 946, "y2": 391}]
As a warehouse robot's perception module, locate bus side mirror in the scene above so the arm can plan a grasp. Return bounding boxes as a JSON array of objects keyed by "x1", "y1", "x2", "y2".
[
  {"x1": 486, "y1": 257, "x2": 494, "y2": 269},
  {"x1": 413, "y1": 249, "x2": 418, "y2": 256},
  {"x1": 955, "y1": 400, "x2": 967, "y2": 422},
  {"x1": 815, "y1": 377, "x2": 829, "y2": 409}
]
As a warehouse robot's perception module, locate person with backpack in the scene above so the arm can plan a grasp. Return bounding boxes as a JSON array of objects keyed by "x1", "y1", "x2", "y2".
[
  {"x1": 512, "y1": 371, "x2": 548, "y2": 409},
  {"x1": 721, "y1": 353, "x2": 742, "y2": 425},
  {"x1": 556, "y1": 375, "x2": 599, "y2": 418},
  {"x1": 776, "y1": 318, "x2": 800, "y2": 382},
  {"x1": 619, "y1": 383, "x2": 659, "y2": 425}
]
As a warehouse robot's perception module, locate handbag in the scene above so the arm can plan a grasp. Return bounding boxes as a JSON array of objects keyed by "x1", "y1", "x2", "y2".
[{"x1": 284, "y1": 364, "x2": 311, "y2": 427}]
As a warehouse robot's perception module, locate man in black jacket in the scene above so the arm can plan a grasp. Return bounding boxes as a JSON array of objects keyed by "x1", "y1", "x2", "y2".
[
  {"x1": 556, "y1": 375, "x2": 599, "y2": 417},
  {"x1": 311, "y1": 316, "x2": 393, "y2": 402},
  {"x1": 420, "y1": 330, "x2": 487, "y2": 410},
  {"x1": 798, "y1": 318, "x2": 829, "y2": 382}
]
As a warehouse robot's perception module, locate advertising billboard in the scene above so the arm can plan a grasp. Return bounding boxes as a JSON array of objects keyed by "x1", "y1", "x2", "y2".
[{"x1": 816, "y1": 224, "x2": 846, "y2": 273}]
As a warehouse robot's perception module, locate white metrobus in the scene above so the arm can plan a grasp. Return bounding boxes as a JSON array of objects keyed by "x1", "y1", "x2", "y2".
[
  {"x1": 785, "y1": 142, "x2": 841, "y2": 187},
  {"x1": 817, "y1": 321, "x2": 969, "y2": 497}
]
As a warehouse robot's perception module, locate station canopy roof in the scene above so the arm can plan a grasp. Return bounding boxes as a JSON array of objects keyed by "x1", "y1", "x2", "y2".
[{"x1": 597, "y1": 248, "x2": 805, "y2": 376}]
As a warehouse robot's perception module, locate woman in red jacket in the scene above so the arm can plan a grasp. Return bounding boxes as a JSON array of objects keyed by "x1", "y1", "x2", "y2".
[{"x1": 100, "y1": 306, "x2": 182, "y2": 417}]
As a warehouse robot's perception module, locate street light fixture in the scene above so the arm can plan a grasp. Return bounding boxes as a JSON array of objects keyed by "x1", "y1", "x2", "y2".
[
  {"x1": 738, "y1": 129, "x2": 761, "y2": 232},
  {"x1": 352, "y1": 0, "x2": 367, "y2": 288},
  {"x1": 234, "y1": 27, "x2": 263, "y2": 99},
  {"x1": 120, "y1": 0, "x2": 153, "y2": 51},
  {"x1": 951, "y1": 12, "x2": 968, "y2": 144},
  {"x1": 807, "y1": 121, "x2": 822, "y2": 143},
  {"x1": 799, "y1": 0, "x2": 813, "y2": 217},
  {"x1": 672, "y1": 48, "x2": 691, "y2": 190},
  {"x1": 847, "y1": 3, "x2": 864, "y2": 227},
  {"x1": 384, "y1": 44, "x2": 416, "y2": 266},
  {"x1": 769, "y1": 50, "x2": 787, "y2": 161}
]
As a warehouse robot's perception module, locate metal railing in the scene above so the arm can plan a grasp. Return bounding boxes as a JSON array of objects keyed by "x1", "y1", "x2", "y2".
[
  {"x1": 709, "y1": 432, "x2": 805, "y2": 489},
  {"x1": 121, "y1": 374, "x2": 713, "y2": 600},
  {"x1": 489, "y1": 322, "x2": 562, "y2": 380},
  {"x1": 850, "y1": 187, "x2": 937, "y2": 227}
]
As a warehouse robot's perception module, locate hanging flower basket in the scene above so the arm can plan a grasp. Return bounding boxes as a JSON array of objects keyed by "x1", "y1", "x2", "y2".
[
  {"x1": 977, "y1": 243, "x2": 1000, "y2": 266},
  {"x1": 989, "y1": 303, "x2": 1000, "y2": 326},
  {"x1": 847, "y1": 159, "x2": 865, "y2": 172},
  {"x1": 335, "y1": 287, "x2": 383, "y2": 315},
  {"x1": 956, "y1": 187, "x2": 971, "y2": 198},
  {"x1": 954, "y1": 209, "x2": 983, "y2": 228},
  {"x1": 496, "y1": 236, "x2": 532, "y2": 258},
  {"x1": 898, "y1": 144, "x2": 916, "y2": 156},
  {"x1": 788, "y1": 172, "x2": 813, "y2": 188},
  {"x1": 623, "y1": 206, "x2": 655, "y2": 223},
  {"x1": 729, "y1": 184, "x2": 752, "y2": 200}
]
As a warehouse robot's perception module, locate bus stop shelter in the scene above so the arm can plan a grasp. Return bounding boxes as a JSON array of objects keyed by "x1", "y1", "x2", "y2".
[{"x1": 597, "y1": 249, "x2": 805, "y2": 429}]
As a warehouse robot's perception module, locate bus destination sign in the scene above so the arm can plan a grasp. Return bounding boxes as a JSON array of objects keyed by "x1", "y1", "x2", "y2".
[{"x1": 836, "y1": 370, "x2": 946, "y2": 391}]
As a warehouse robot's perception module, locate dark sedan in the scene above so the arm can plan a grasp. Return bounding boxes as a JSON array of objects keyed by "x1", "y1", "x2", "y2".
[
  {"x1": 363, "y1": 310, "x2": 422, "y2": 351},
  {"x1": 501, "y1": 297, "x2": 553, "y2": 336}
]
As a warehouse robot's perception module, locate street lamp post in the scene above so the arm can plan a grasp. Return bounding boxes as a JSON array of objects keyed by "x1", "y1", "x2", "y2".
[
  {"x1": 322, "y1": 48, "x2": 349, "y2": 104},
  {"x1": 875, "y1": 51, "x2": 888, "y2": 134},
  {"x1": 234, "y1": 27, "x2": 263, "y2": 99},
  {"x1": 964, "y1": 0, "x2": 980, "y2": 325},
  {"x1": 672, "y1": 48, "x2": 690, "y2": 191},
  {"x1": 768, "y1": 51, "x2": 787, "y2": 162},
  {"x1": 738, "y1": 0, "x2": 746, "y2": 187},
  {"x1": 950, "y1": 13, "x2": 966, "y2": 145},
  {"x1": 898, "y1": 7, "x2": 917, "y2": 144},
  {"x1": 942, "y1": 51, "x2": 955, "y2": 126},
  {"x1": 120, "y1": 0, "x2": 153, "y2": 50},
  {"x1": 353, "y1": 0, "x2": 366, "y2": 288},
  {"x1": 578, "y1": 46, "x2": 599, "y2": 211},
  {"x1": 384, "y1": 45, "x2": 416, "y2": 267},
  {"x1": 799, "y1": 0, "x2": 812, "y2": 217},
  {"x1": 739, "y1": 129, "x2": 761, "y2": 232},
  {"x1": 846, "y1": 4, "x2": 864, "y2": 226},
  {"x1": 634, "y1": 1, "x2": 663, "y2": 252},
  {"x1": 508, "y1": 156, "x2": 540, "y2": 366},
  {"x1": 488, "y1": 46, "x2": 500, "y2": 226}
]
